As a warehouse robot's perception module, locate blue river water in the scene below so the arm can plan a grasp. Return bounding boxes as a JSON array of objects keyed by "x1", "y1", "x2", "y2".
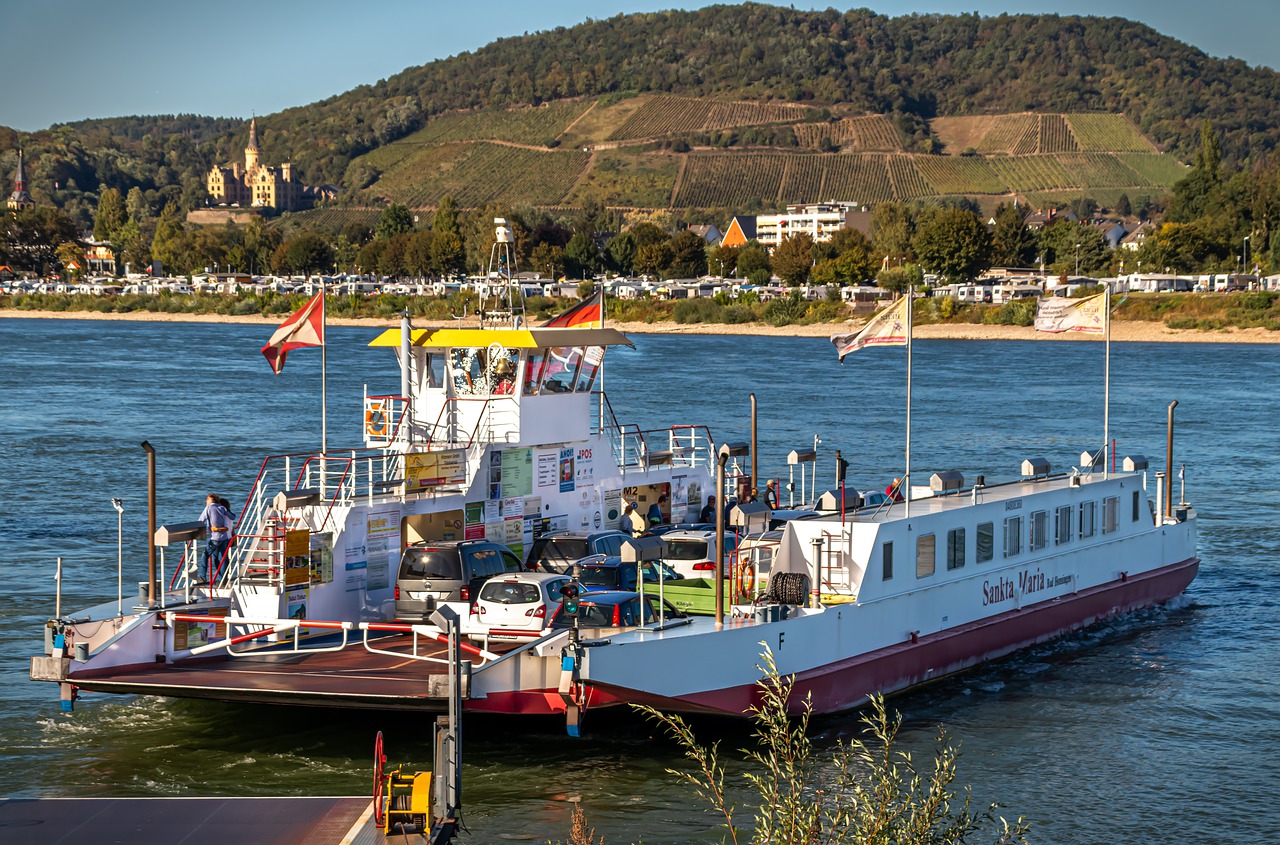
[{"x1": 0, "y1": 315, "x2": 1276, "y2": 844}]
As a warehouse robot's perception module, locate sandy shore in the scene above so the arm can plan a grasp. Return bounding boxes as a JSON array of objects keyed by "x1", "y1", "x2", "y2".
[{"x1": 2, "y1": 308, "x2": 1277, "y2": 344}]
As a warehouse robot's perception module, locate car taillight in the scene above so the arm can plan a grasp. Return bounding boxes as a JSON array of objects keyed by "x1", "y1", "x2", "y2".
[
  {"x1": 692, "y1": 561, "x2": 715, "y2": 571},
  {"x1": 469, "y1": 603, "x2": 479, "y2": 616},
  {"x1": 527, "y1": 604, "x2": 546, "y2": 618},
  {"x1": 612, "y1": 605, "x2": 621, "y2": 625},
  {"x1": 394, "y1": 584, "x2": 400, "y2": 600},
  {"x1": 460, "y1": 585, "x2": 470, "y2": 602}
]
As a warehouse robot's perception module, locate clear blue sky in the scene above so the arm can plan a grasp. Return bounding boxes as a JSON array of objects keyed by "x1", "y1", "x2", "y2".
[{"x1": 5, "y1": 0, "x2": 1275, "y2": 132}]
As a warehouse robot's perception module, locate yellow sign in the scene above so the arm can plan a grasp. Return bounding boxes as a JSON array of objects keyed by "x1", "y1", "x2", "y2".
[
  {"x1": 286, "y1": 529, "x2": 311, "y2": 557},
  {"x1": 406, "y1": 449, "x2": 467, "y2": 489}
]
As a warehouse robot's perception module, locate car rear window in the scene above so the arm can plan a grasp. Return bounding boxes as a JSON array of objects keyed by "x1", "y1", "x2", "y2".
[
  {"x1": 479, "y1": 581, "x2": 541, "y2": 604},
  {"x1": 665, "y1": 539, "x2": 711, "y2": 561},
  {"x1": 464, "y1": 547, "x2": 512, "y2": 578},
  {"x1": 529, "y1": 538, "x2": 590, "y2": 566},
  {"x1": 579, "y1": 566, "x2": 618, "y2": 587},
  {"x1": 400, "y1": 548, "x2": 461, "y2": 579}
]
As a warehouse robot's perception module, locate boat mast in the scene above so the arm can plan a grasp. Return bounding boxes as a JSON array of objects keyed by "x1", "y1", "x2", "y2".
[
  {"x1": 1103, "y1": 284, "x2": 1111, "y2": 478},
  {"x1": 905, "y1": 287, "x2": 913, "y2": 519}
]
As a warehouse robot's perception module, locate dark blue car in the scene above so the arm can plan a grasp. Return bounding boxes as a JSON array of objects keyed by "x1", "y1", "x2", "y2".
[
  {"x1": 573, "y1": 554, "x2": 681, "y2": 592},
  {"x1": 549, "y1": 589, "x2": 684, "y2": 629}
]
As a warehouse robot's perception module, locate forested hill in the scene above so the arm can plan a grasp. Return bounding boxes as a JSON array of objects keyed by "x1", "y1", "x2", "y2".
[
  {"x1": 4, "y1": 4, "x2": 1280, "y2": 212},
  {"x1": 255, "y1": 4, "x2": 1280, "y2": 185}
]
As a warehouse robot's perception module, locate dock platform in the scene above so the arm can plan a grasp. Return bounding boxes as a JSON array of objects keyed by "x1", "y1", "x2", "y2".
[{"x1": 0, "y1": 795, "x2": 421, "y2": 844}]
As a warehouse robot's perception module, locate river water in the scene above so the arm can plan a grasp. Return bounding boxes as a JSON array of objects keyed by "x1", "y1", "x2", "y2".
[{"x1": 0, "y1": 316, "x2": 1276, "y2": 844}]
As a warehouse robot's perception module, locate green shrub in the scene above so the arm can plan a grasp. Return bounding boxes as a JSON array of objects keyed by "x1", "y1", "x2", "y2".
[
  {"x1": 762, "y1": 292, "x2": 808, "y2": 326},
  {"x1": 673, "y1": 298, "x2": 724, "y2": 324}
]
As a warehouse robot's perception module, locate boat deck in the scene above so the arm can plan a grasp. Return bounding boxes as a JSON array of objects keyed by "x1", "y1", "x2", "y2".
[{"x1": 69, "y1": 634, "x2": 511, "y2": 711}]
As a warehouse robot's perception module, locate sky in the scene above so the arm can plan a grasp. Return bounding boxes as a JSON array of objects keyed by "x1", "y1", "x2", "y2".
[{"x1": 3, "y1": 0, "x2": 1276, "y2": 132}]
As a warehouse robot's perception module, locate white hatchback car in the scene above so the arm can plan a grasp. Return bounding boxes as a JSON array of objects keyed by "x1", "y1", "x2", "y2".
[
  {"x1": 660, "y1": 529, "x2": 740, "y2": 579},
  {"x1": 469, "y1": 572, "x2": 571, "y2": 643}
]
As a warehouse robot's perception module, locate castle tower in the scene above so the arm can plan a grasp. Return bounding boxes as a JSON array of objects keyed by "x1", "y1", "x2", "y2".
[
  {"x1": 244, "y1": 118, "x2": 261, "y2": 173},
  {"x1": 8, "y1": 149, "x2": 35, "y2": 212}
]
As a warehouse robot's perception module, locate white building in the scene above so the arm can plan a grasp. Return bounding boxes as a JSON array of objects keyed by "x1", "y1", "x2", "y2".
[{"x1": 755, "y1": 202, "x2": 870, "y2": 249}]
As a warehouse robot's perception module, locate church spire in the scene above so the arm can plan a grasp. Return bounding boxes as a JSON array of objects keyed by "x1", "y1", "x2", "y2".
[
  {"x1": 246, "y1": 117, "x2": 260, "y2": 152},
  {"x1": 8, "y1": 149, "x2": 34, "y2": 212},
  {"x1": 244, "y1": 118, "x2": 261, "y2": 173}
]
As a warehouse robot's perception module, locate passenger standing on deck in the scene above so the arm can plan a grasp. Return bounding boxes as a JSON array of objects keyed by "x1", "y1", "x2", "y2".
[
  {"x1": 647, "y1": 494, "x2": 668, "y2": 526},
  {"x1": 198, "y1": 493, "x2": 236, "y2": 580},
  {"x1": 885, "y1": 477, "x2": 905, "y2": 503},
  {"x1": 699, "y1": 495, "x2": 716, "y2": 524},
  {"x1": 619, "y1": 501, "x2": 637, "y2": 532},
  {"x1": 764, "y1": 479, "x2": 778, "y2": 509}
]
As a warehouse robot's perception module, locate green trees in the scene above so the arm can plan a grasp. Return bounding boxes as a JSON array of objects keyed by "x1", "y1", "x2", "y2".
[
  {"x1": 667, "y1": 230, "x2": 708, "y2": 279},
  {"x1": 736, "y1": 240, "x2": 773, "y2": 284},
  {"x1": 93, "y1": 188, "x2": 126, "y2": 243},
  {"x1": 772, "y1": 232, "x2": 816, "y2": 286},
  {"x1": 375, "y1": 204, "x2": 415, "y2": 240},
  {"x1": 990, "y1": 204, "x2": 1038, "y2": 267},
  {"x1": 635, "y1": 649, "x2": 1028, "y2": 845},
  {"x1": 912, "y1": 207, "x2": 992, "y2": 283},
  {"x1": 1039, "y1": 221, "x2": 1109, "y2": 276}
]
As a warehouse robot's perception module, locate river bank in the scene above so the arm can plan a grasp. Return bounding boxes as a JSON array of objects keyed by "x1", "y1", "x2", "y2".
[{"x1": 3, "y1": 307, "x2": 1279, "y2": 343}]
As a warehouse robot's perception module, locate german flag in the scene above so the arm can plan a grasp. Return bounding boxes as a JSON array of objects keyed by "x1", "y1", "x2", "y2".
[{"x1": 542, "y1": 289, "x2": 603, "y2": 328}]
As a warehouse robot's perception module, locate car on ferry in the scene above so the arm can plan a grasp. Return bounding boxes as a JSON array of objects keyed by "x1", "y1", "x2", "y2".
[
  {"x1": 660, "y1": 528, "x2": 740, "y2": 579},
  {"x1": 394, "y1": 539, "x2": 524, "y2": 619},
  {"x1": 468, "y1": 572, "x2": 570, "y2": 643},
  {"x1": 548, "y1": 590, "x2": 685, "y2": 629},
  {"x1": 524, "y1": 530, "x2": 630, "y2": 573},
  {"x1": 574, "y1": 554, "x2": 681, "y2": 592}
]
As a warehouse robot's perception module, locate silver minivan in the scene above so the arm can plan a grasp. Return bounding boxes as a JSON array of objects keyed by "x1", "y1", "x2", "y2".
[{"x1": 394, "y1": 540, "x2": 523, "y2": 619}]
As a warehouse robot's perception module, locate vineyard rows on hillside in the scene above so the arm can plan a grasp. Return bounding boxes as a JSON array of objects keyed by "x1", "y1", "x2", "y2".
[
  {"x1": 1038, "y1": 115, "x2": 1080, "y2": 153},
  {"x1": 887, "y1": 155, "x2": 931, "y2": 196},
  {"x1": 404, "y1": 100, "x2": 592, "y2": 145},
  {"x1": 607, "y1": 95, "x2": 818, "y2": 141},
  {"x1": 978, "y1": 114, "x2": 1039, "y2": 154},
  {"x1": 705, "y1": 101, "x2": 812, "y2": 130},
  {"x1": 1065, "y1": 114, "x2": 1154, "y2": 152},
  {"x1": 372, "y1": 142, "x2": 589, "y2": 208},
  {"x1": 1116, "y1": 153, "x2": 1189, "y2": 184},
  {"x1": 792, "y1": 116, "x2": 904, "y2": 151},
  {"x1": 673, "y1": 153, "x2": 788, "y2": 207},
  {"x1": 915, "y1": 156, "x2": 1009, "y2": 194}
]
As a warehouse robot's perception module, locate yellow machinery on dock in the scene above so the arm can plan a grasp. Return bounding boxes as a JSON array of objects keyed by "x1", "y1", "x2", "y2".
[{"x1": 374, "y1": 732, "x2": 433, "y2": 835}]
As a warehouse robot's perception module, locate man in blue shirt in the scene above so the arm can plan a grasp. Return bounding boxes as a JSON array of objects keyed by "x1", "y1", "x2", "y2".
[{"x1": 197, "y1": 493, "x2": 236, "y2": 581}]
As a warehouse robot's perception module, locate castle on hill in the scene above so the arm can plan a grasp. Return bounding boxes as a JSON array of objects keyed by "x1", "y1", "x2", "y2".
[{"x1": 206, "y1": 119, "x2": 305, "y2": 212}]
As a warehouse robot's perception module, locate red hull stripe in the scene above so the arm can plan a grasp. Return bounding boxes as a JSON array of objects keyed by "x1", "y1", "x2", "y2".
[{"x1": 471, "y1": 557, "x2": 1199, "y2": 717}]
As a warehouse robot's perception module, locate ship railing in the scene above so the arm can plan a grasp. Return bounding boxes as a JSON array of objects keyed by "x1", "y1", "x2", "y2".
[
  {"x1": 162, "y1": 613, "x2": 498, "y2": 666},
  {"x1": 362, "y1": 392, "x2": 410, "y2": 448}
]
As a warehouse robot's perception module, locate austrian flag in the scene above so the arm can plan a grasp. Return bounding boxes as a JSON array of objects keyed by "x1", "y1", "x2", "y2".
[{"x1": 261, "y1": 291, "x2": 325, "y2": 374}]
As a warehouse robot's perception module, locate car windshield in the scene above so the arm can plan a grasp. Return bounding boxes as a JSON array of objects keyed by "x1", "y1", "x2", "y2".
[
  {"x1": 640, "y1": 562, "x2": 681, "y2": 582},
  {"x1": 579, "y1": 566, "x2": 628, "y2": 587},
  {"x1": 529, "y1": 538, "x2": 590, "y2": 565},
  {"x1": 478, "y1": 581, "x2": 541, "y2": 604},
  {"x1": 400, "y1": 548, "x2": 460, "y2": 579}
]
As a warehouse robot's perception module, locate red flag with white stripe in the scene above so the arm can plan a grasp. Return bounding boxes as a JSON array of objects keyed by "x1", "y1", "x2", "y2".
[{"x1": 261, "y1": 291, "x2": 325, "y2": 374}]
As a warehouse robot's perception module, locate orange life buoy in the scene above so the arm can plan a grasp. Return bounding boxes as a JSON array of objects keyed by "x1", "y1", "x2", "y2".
[
  {"x1": 736, "y1": 562, "x2": 755, "y2": 599},
  {"x1": 364, "y1": 401, "x2": 389, "y2": 438}
]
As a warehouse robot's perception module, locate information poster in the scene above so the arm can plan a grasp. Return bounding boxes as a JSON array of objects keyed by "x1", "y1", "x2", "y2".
[
  {"x1": 500, "y1": 496, "x2": 523, "y2": 519},
  {"x1": 603, "y1": 489, "x2": 622, "y2": 525},
  {"x1": 406, "y1": 449, "x2": 467, "y2": 489},
  {"x1": 670, "y1": 476, "x2": 689, "y2": 523},
  {"x1": 343, "y1": 528, "x2": 368, "y2": 592},
  {"x1": 574, "y1": 446, "x2": 595, "y2": 487},
  {"x1": 559, "y1": 448, "x2": 575, "y2": 492},
  {"x1": 173, "y1": 608, "x2": 227, "y2": 651},
  {"x1": 536, "y1": 450, "x2": 558, "y2": 489},
  {"x1": 464, "y1": 502, "x2": 485, "y2": 540},
  {"x1": 488, "y1": 451, "x2": 503, "y2": 500},
  {"x1": 365, "y1": 508, "x2": 400, "y2": 593},
  {"x1": 310, "y1": 532, "x2": 334, "y2": 584},
  {"x1": 501, "y1": 448, "x2": 533, "y2": 498},
  {"x1": 286, "y1": 585, "x2": 308, "y2": 619}
]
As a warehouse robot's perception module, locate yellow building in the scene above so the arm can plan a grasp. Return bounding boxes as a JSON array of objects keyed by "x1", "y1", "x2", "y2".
[{"x1": 207, "y1": 119, "x2": 303, "y2": 211}]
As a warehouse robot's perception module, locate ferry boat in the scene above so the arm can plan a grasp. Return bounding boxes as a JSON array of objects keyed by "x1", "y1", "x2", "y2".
[{"x1": 29, "y1": 267, "x2": 1197, "y2": 723}]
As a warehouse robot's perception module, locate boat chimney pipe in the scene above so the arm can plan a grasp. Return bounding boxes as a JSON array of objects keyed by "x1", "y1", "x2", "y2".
[
  {"x1": 400, "y1": 310, "x2": 412, "y2": 443},
  {"x1": 1165, "y1": 400, "x2": 1178, "y2": 518},
  {"x1": 714, "y1": 453, "x2": 726, "y2": 629},
  {"x1": 140, "y1": 440, "x2": 156, "y2": 605},
  {"x1": 749, "y1": 393, "x2": 757, "y2": 498}
]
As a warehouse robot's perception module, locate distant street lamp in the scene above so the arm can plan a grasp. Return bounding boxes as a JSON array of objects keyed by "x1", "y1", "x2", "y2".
[
  {"x1": 1075, "y1": 243, "x2": 1082, "y2": 277},
  {"x1": 1243, "y1": 235, "x2": 1250, "y2": 277}
]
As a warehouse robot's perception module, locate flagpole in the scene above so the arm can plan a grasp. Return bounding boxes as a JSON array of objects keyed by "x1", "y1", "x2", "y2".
[
  {"x1": 905, "y1": 287, "x2": 912, "y2": 519},
  {"x1": 1102, "y1": 283, "x2": 1111, "y2": 478},
  {"x1": 598, "y1": 282, "x2": 606, "y2": 435},
  {"x1": 321, "y1": 276, "x2": 328, "y2": 456}
]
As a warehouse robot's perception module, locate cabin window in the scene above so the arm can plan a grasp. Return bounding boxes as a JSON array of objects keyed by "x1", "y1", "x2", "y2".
[
  {"x1": 1055, "y1": 505, "x2": 1073, "y2": 545},
  {"x1": 946, "y1": 528, "x2": 965, "y2": 570},
  {"x1": 575, "y1": 346, "x2": 604, "y2": 392},
  {"x1": 1004, "y1": 516, "x2": 1023, "y2": 558},
  {"x1": 539, "y1": 347, "x2": 582, "y2": 394},
  {"x1": 523, "y1": 350, "x2": 548, "y2": 395},
  {"x1": 1132, "y1": 490, "x2": 1142, "y2": 522},
  {"x1": 881, "y1": 541, "x2": 893, "y2": 581},
  {"x1": 1103, "y1": 496, "x2": 1119, "y2": 534},
  {"x1": 426, "y1": 353, "x2": 445, "y2": 388},
  {"x1": 450, "y1": 347, "x2": 490, "y2": 396},
  {"x1": 1029, "y1": 510, "x2": 1048, "y2": 551},
  {"x1": 1079, "y1": 501, "x2": 1096, "y2": 538},
  {"x1": 915, "y1": 534, "x2": 935, "y2": 578},
  {"x1": 976, "y1": 522, "x2": 994, "y2": 563}
]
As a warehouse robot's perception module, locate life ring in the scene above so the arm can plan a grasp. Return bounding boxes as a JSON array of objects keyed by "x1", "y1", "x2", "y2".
[
  {"x1": 736, "y1": 562, "x2": 755, "y2": 599},
  {"x1": 364, "y1": 401, "x2": 390, "y2": 438}
]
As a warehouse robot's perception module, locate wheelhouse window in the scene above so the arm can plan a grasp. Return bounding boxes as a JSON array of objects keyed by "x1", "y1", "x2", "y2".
[
  {"x1": 522, "y1": 350, "x2": 547, "y2": 395},
  {"x1": 946, "y1": 528, "x2": 965, "y2": 570},
  {"x1": 1030, "y1": 510, "x2": 1048, "y2": 551},
  {"x1": 916, "y1": 534, "x2": 935, "y2": 578},
  {"x1": 575, "y1": 346, "x2": 604, "y2": 392},
  {"x1": 1103, "y1": 496, "x2": 1119, "y2": 534},
  {"x1": 976, "y1": 522, "x2": 994, "y2": 563},
  {"x1": 1055, "y1": 505, "x2": 1073, "y2": 546},
  {"x1": 539, "y1": 347, "x2": 582, "y2": 394},
  {"x1": 1079, "y1": 501, "x2": 1096, "y2": 539},
  {"x1": 1132, "y1": 490, "x2": 1142, "y2": 522},
  {"x1": 882, "y1": 541, "x2": 893, "y2": 581},
  {"x1": 1004, "y1": 516, "x2": 1023, "y2": 558}
]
